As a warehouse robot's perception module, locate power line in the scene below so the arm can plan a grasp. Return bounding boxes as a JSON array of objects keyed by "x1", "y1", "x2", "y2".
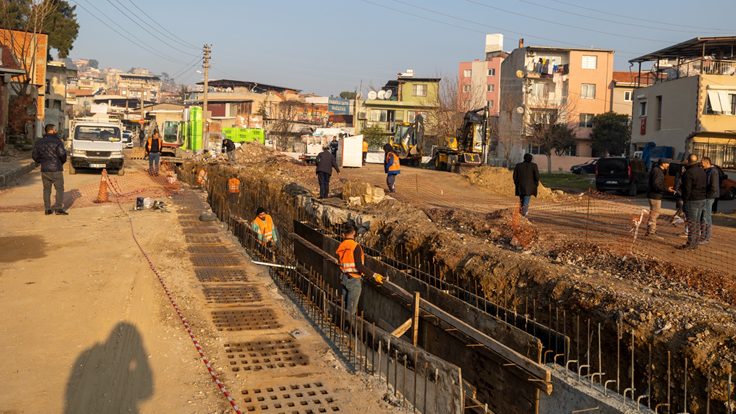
[
  {"x1": 548, "y1": 0, "x2": 733, "y2": 32},
  {"x1": 125, "y1": 0, "x2": 199, "y2": 49},
  {"x1": 71, "y1": 0, "x2": 187, "y2": 64},
  {"x1": 508, "y1": 0, "x2": 712, "y2": 35},
  {"x1": 168, "y1": 55, "x2": 201, "y2": 81},
  {"x1": 105, "y1": 0, "x2": 198, "y2": 57},
  {"x1": 210, "y1": 60, "x2": 365, "y2": 89}
]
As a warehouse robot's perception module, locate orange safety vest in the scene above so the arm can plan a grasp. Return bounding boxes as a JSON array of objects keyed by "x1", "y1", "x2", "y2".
[
  {"x1": 362, "y1": 141, "x2": 369, "y2": 152},
  {"x1": 336, "y1": 239, "x2": 364, "y2": 278},
  {"x1": 197, "y1": 169, "x2": 207, "y2": 185},
  {"x1": 228, "y1": 177, "x2": 240, "y2": 193},
  {"x1": 146, "y1": 137, "x2": 162, "y2": 153},
  {"x1": 386, "y1": 152, "x2": 401, "y2": 173},
  {"x1": 252, "y1": 214, "x2": 275, "y2": 244}
]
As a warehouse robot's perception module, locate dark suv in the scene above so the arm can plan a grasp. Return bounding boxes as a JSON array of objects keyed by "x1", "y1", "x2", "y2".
[{"x1": 595, "y1": 157, "x2": 649, "y2": 196}]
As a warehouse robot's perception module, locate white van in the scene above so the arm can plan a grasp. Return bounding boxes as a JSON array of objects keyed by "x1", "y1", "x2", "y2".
[{"x1": 69, "y1": 119, "x2": 125, "y2": 175}]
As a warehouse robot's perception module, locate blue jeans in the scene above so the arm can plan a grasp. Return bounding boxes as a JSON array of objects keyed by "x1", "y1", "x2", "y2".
[
  {"x1": 700, "y1": 198, "x2": 715, "y2": 241},
  {"x1": 683, "y1": 199, "x2": 706, "y2": 247},
  {"x1": 341, "y1": 274, "x2": 362, "y2": 316},
  {"x1": 519, "y1": 195, "x2": 532, "y2": 217},
  {"x1": 148, "y1": 152, "x2": 160, "y2": 174}
]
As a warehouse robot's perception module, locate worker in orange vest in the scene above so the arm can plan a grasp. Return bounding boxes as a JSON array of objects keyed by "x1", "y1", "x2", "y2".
[
  {"x1": 384, "y1": 144, "x2": 401, "y2": 193},
  {"x1": 228, "y1": 176, "x2": 240, "y2": 202},
  {"x1": 336, "y1": 222, "x2": 383, "y2": 315},
  {"x1": 362, "y1": 139, "x2": 369, "y2": 166},
  {"x1": 252, "y1": 207, "x2": 278, "y2": 247},
  {"x1": 197, "y1": 168, "x2": 207, "y2": 188}
]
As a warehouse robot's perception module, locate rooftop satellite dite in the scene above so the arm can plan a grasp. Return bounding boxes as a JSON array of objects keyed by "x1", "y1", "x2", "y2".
[{"x1": 367, "y1": 90, "x2": 377, "y2": 100}]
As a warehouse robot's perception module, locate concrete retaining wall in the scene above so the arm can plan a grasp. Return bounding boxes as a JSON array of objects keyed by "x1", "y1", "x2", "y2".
[{"x1": 0, "y1": 161, "x2": 37, "y2": 188}]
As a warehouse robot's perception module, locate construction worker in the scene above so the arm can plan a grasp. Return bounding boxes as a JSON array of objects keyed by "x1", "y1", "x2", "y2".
[
  {"x1": 197, "y1": 168, "x2": 208, "y2": 188},
  {"x1": 384, "y1": 144, "x2": 401, "y2": 193},
  {"x1": 252, "y1": 207, "x2": 278, "y2": 246},
  {"x1": 222, "y1": 138, "x2": 236, "y2": 166},
  {"x1": 336, "y1": 222, "x2": 383, "y2": 315},
  {"x1": 228, "y1": 176, "x2": 240, "y2": 202},
  {"x1": 362, "y1": 139, "x2": 369, "y2": 166},
  {"x1": 145, "y1": 131, "x2": 163, "y2": 176}
]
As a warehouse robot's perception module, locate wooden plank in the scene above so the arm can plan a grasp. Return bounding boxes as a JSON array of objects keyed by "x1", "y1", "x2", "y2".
[
  {"x1": 380, "y1": 280, "x2": 552, "y2": 389},
  {"x1": 412, "y1": 292, "x2": 420, "y2": 346},
  {"x1": 391, "y1": 318, "x2": 413, "y2": 338}
]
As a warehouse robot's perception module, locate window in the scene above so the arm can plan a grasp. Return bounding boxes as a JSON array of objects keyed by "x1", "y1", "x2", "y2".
[
  {"x1": 487, "y1": 68, "x2": 496, "y2": 76},
  {"x1": 463, "y1": 69, "x2": 472, "y2": 77},
  {"x1": 563, "y1": 144, "x2": 578, "y2": 156},
  {"x1": 370, "y1": 109, "x2": 387, "y2": 122},
  {"x1": 407, "y1": 111, "x2": 428, "y2": 123},
  {"x1": 531, "y1": 82, "x2": 550, "y2": 99},
  {"x1": 487, "y1": 84, "x2": 495, "y2": 92},
  {"x1": 656, "y1": 96, "x2": 663, "y2": 120},
  {"x1": 639, "y1": 101, "x2": 647, "y2": 117},
  {"x1": 579, "y1": 113, "x2": 594, "y2": 128},
  {"x1": 525, "y1": 145, "x2": 543, "y2": 155},
  {"x1": 581, "y1": 84, "x2": 596, "y2": 99},
  {"x1": 582, "y1": 55, "x2": 597, "y2": 69},
  {"x1": 463, "y1": 100, "x2": 471, "y2": 109},
  {"x1": 412, "y1": 84, "x2": 427, "y2": 96},
  {"x1": 463, "y1": 85, "x2": 471, "y2": 93},
  {"x1": 706, "y1": 90, "x2": 736, "y2": 115},
  {"x1": 732, "y1": 94, "x2": 736, "y2": 116},
  {"x1": 624, "y1": 91, "x2": 632, "y2": 102},
  {"x1": 487, "y1": 100, "x2": 494, "y2": 108}
]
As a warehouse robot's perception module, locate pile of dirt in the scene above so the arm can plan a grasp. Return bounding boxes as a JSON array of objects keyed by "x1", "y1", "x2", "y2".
[
  {"x1": 234, "y1": 141, "x2": 280, "y2": 164},
  {"x1": 462, "y1": 166, "x2": 559, "y2": 199}
]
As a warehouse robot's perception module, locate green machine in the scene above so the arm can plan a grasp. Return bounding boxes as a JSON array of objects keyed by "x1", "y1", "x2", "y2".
[
  {"x1": 223, "y1": 127, "x2": 265, "y2": 145},
  {"x1": 187, "y1": 106, "x2": 203, "y2": 151}
]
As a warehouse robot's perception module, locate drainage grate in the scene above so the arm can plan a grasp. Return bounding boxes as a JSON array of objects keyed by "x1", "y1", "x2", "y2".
[
  {"x1": 241, "y1": 382, "x2": 340, "y2": 413},
  {"x1": 182, "y1": 227, "x2": 220, "y2": 234},
  {"x1": 211, "y1": 308, "x2": 280, "y2": 331},
  {"x1": 191, "y1": 255, "x2": 244, "y2": 267},
  {"x1": 179, "y1": 219, "x2": 217, "y2": 227},
  {"x1": 195, "y1": 268, "x2": 249, "y2": 283},
  {"x1": 185, "y1": 235, "x2": 223, "y2": 244},
  {"x1": 203, "y1": 286, "x2": 262, "y2": 304},
  {"x1": 188, "y1": 245, "x2": 235, "y2": 255},
  {"x1": 224, "y1": 338, "x2": 308, "y2": 371}
]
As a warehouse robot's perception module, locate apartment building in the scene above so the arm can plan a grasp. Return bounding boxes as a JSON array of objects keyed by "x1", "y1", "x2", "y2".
[
  {"x1": 498, "y1": 42, "x2": 614, "y2": 167},
  {"x1": 45, "y1": 61, "x2": 77, "y2": 136},
  {"x1": 458, "y1": 34, "x2": 505, "y2": 116},
  {"x1": 358, "y1": 70, "x2": 440, "y2": 139},
  {"x1": 609, "y1": 71, "x2": 658, "y2": 117},
  {"x1": 630, "y1": 37, "x2": 736, "y2": 167}
]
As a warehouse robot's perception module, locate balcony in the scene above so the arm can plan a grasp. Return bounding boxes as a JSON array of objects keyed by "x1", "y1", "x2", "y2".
[{"x1": 659, "y1": 59, "x2": 736, "y2": 82}]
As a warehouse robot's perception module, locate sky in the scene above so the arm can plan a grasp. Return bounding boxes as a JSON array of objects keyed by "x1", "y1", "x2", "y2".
[{"x1": 66, "y1": 0, "x2": 736, "y2": 96}]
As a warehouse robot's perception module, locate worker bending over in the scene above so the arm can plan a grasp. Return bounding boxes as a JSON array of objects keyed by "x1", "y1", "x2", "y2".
[
  {"x1": 252, "y1": 207, "x2": 278, "y2": 246},
  {"x1": 336, "y1": 222, "x2": 383, "y2": 315}
]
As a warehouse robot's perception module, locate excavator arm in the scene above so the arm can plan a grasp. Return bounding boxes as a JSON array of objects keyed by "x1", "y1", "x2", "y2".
[{"x1": 393, "y1": 114, "x2": 424, "y2": 158}]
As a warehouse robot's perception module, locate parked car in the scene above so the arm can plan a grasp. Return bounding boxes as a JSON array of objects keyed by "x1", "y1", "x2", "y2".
[
  {"x1": 570, "y1": 158, "x2": 599, "y2": 174},
  {"x1": 664, "y1": 162, "x2": 736, "y2": 200},
  {"x1": 122, "y1": 130, "x2": 134, "y2": 148},
  {"x1": 595, "y1": 157, "x2": 649, "y2": 196}
]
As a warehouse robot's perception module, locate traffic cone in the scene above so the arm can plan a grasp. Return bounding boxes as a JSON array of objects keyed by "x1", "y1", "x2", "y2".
[{"x1": 94, "y1": 170, "x2": 109, "y2": 203}]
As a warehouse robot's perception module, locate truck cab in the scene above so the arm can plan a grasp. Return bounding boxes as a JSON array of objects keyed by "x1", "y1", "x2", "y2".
[{"x1": 68, "y1": 119, "x2": 125, "y2": 175}]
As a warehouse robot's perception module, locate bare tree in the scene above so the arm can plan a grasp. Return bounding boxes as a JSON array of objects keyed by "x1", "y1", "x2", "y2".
[
  {"x1": 433, "y1": 71, "x2": 486, "y2": 142},
  {"x1": 268, "y1": 100, "x2": 304, "y2": 151},
  {"x1": 525, "y1": 92, "x2": 578, "y2": 173},
  {"x1": 491, "y1": 84, "x2": 526, "y2": 168}
]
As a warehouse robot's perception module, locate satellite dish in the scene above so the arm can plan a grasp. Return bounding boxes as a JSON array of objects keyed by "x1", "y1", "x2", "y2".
[
  {"x1": 367, "y1": 91, "x2": 377, "y2": 100},
  {"x1": 516, "y1": 70, "x2": 523, "y2": 78},
  {"x1": 377, "y1": 90, "x2": 386, "y2": 100},
  {"x1": 385, "y1": 89, "x2": 393, "y2": 99},
  {"x1": 516, "y1": 106, "x2": 525, "y2": 114}
]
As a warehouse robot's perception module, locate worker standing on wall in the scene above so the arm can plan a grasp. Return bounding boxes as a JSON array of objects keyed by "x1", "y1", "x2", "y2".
[
  {"x1": 384, "y1": 144, "x2": 401, "y2": 193},
  {"x1": 336, "y1": 222, "x2": 383, "y2": 315}
]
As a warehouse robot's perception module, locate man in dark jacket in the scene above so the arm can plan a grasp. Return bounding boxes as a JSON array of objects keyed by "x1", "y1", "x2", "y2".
[
  {"x1": 222, "y1": 138, "x2": 236, "y2": 166},
  {"x1": 32, "y1": 124, "x2": 68, "y2": 215},
  {"x1": 329, "y1": 137, "x2": 339, "y2": 158},
  {"x1": 699, "y1": 157, "x2": 719, "y2": 244},
  {"x1": 512, "y1": 153, "x2": 539, "y2": 217},
  {"x1": 315, "y1": 146, "x2": 340, "y2": 199},
  {"x1": 645, "y1": 160, "x2": 669, "y2": 238},
  {"x1": 145, "y1": 131, "x2": 163, "y2": 176},
  {"x1": 678, "y1": 154, "x2": 707, "y2": 250}
]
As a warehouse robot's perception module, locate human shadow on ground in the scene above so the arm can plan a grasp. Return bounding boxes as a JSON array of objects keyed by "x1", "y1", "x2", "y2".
[{"x1": 64, "y1": 322, "x2": 153, "y2": 414}]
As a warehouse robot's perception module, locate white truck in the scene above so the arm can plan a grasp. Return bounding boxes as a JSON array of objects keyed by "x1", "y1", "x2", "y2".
[
  {"x1": 298, "y1": 127, "x2": 354, "y2": 164},
  {"x1": 68, "y1": 119, "x2": 125, "y2": 175}
]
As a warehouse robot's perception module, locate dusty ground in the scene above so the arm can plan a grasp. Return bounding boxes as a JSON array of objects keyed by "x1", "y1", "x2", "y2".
[{"x1": 0, "y1": 158, "x2": 407, "y2": 414}]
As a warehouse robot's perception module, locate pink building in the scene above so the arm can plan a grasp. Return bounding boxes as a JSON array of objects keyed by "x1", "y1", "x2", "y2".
[{"x1": 458, "y1": 34, "x2": 505, "y2": 116}]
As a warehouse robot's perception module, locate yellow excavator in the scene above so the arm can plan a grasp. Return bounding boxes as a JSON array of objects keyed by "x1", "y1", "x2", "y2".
[
  {"x1": 431, "y1": 107, "x2": 487, "y2": 172},
  {"x1": 389, "y1": 114, "x2": 424, "y2": 167}
]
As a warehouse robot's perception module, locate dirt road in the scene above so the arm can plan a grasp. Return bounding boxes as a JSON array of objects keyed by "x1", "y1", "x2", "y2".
[{"x1": 0, "y1": 162, "x2": 402, "y2": 413}]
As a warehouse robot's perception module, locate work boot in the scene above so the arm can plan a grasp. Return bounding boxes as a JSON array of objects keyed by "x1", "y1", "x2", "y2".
[
  {"x1": 45, "y1": 210, "x2": 53, "y2": 215},
  {"x1": 55, "y1": 209, "x2": 69, "y2": 215}
]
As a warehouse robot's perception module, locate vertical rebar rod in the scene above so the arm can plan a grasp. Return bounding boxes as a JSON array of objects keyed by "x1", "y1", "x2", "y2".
[
  {"x1": 648, "y1": 343, "x2": 652, "y2": 409},
  {"x1": 423, "y1": 362, "x2": 428, "y2": 414},
  {"x1": 434, "y1": 368, "x2": 439, "y2": 413},
  {"x1": 372, "y1": 323, "x2": 376, "y2": 375},
  {"x1": 706, "y1": 369, "x2": 711, "y2": 414},
  {"x1": 617, "y1": 323, "x2": 621, "y2": 394},
  {"x1": 631, "y1": 329, "x2": 635, "y2": 399},
  {"x1": 684, "y1": 358, "x2": 688, "y2": 413},
  {"x1": 414, "y1": 352, "x2": 418, "y2": 413},
  {"x1": 403, "y1": 355, "x2": 407, "y2": 406},
  {"x1": 395, "y1": 349, "x2": 399, "y2": 397},
  {"x1": 598, "y1": 323, "x2": 602, "y2": 383},
  {"x1": 667, "y1": 351, "x2": 671, "y2": 411}
]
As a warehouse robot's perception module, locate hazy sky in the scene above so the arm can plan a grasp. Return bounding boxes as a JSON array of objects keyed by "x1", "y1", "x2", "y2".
[{"x1": 67, "y1": 0, "x2": 736, "y2": 95}]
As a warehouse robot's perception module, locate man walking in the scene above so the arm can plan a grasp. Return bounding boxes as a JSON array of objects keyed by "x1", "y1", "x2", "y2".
[
  {"x1": 329, "y1": 136, "x2": 339, "y2": 158},
  {"x1": 336, "y1": 222, "x2": 383, "y2": 315},
  {"x1": 700, "y1": 156, "x2": 719, "y2": 244},
  {"x1": 315, "y1": 145, "x2": 340, "y2": 199},
  {"x1": 145, "y1": 131, "x2": 163, "y2": 176},
  {"x1": 384, "y1": 144, "x2": 400, "y2": 193},
  {"x1": 512, "y1": 153, "x2": 540, "y2": 218},
  {"x1": 32, "y1": 124, "x2": 68, "y2": 215},
  {"x1": 645, "y1": 160, "x2": 669, "y2": 239},
  {"x1": 362, "y1": 139, "x2": 369, "y2": 166},
  {"x1": 677, "y1": 154, "x2": 707, "y2": 250},
  {"x1": 222, "y1": 137, "x2": 236, "y2": 166}
]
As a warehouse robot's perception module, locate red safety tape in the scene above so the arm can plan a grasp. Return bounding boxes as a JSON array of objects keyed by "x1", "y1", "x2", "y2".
[{"x1": 105, "y1": 170, "x2": 242, "y2": 414}]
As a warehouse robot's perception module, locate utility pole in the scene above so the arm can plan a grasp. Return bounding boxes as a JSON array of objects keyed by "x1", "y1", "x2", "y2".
[{"x1": 202, "y1": 45, "x2": 211, "y2": 143}]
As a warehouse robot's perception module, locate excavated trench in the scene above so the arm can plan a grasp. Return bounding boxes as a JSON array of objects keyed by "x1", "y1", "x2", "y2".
[{"x1": 178, "y1": 152, "x2": 736, "y2": 413}]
